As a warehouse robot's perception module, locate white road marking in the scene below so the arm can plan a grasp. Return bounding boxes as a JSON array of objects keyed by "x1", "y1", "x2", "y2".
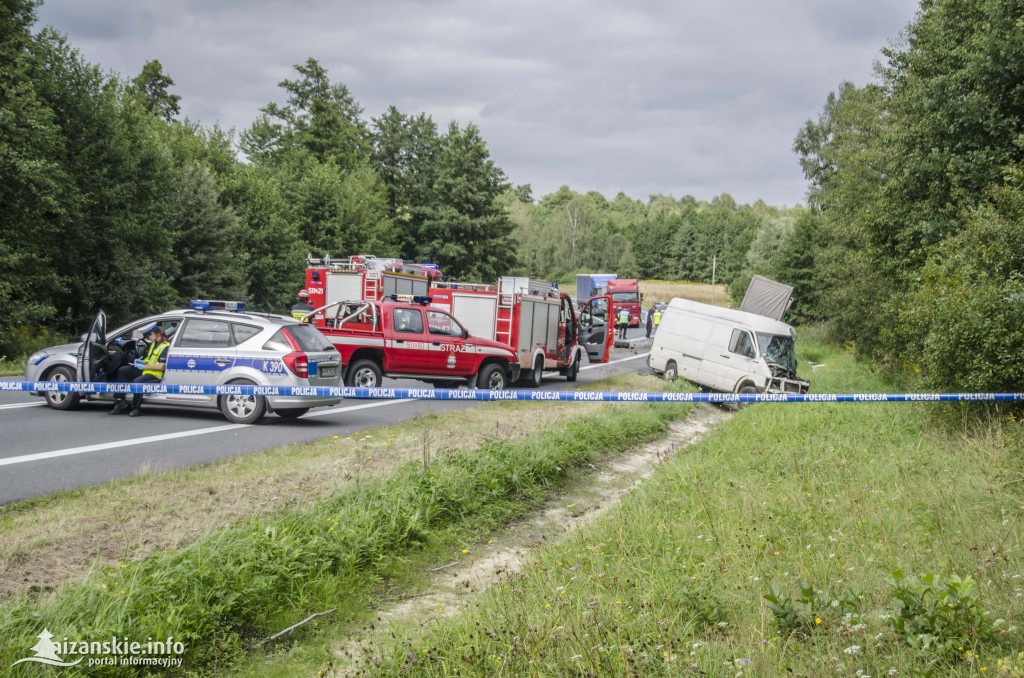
[
  {"x1": 0, "y1": 399, "x2": 415, "y2": 467},
  {"x1": 0, "y1": 402, "x2": 44, "y2": 410},
  {"x1": 0, "y1": 353, "x2": 649, "y2": 468}
]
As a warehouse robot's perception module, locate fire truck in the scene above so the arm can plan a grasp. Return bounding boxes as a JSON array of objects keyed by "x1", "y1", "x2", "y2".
[
  {"x1": 427, "y1": 277, "x2": 615, "y2": 386},
  {"x1": 303, "y1": 255, "x2": 432, "y2": 309},
  {"x1": 310, "y1": 296, "x2": 522, "y2": 389},
  {"x1": 605, "y1": 278, "x2": 642, "y2": 327}
]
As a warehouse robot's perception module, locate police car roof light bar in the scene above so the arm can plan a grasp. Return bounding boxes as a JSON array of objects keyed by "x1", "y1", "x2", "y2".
[{"x1": 190, "y1": 299, "x2": 247, "y2": 312}]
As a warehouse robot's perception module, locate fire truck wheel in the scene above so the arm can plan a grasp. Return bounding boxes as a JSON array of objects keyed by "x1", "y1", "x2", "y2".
[
  {"x1": 43, "y1": 365, "x2": 82, "y2": 410},
  {"x1": 347, "y1": 359, "x2": 382, "y2": 388},
  {"x1": 526, "y1": 356, "x2": 544, "y2": 388},
  {"x1": 219, "y1": 380, "x2": 267, "y2": 424},
  {"x1": 477, "y1": 363, "x2": 508, "y2": 391},
  {"x1": 566, "y1": 358, "x2": 579, "y2": 382}
]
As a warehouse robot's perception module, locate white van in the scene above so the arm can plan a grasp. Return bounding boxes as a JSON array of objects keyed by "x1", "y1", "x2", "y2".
[{"x1": 647, "y1": 298, "x2": 809, "y2": 394}]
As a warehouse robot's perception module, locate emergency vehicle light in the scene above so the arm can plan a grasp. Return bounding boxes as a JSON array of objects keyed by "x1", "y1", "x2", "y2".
[{"x1": 190, "y1": 300, "x2": 246, "y2": 312}]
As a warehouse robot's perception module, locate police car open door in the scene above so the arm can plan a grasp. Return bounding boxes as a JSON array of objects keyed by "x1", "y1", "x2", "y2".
[
  {"x1": 77, "y1": 310, "x2": 107, "y2": 381},
  {"x1": 578, "y1": 295, "x2": 615, "y2": 363}
]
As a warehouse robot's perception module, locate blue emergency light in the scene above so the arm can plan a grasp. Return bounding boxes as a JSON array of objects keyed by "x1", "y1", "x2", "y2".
[{"x1": 190, "y1": 300, "x2": 247, "y2": 312}]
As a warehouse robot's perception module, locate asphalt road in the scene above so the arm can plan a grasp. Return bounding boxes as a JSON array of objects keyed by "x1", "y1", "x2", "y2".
[{"x1": 0, "y1": 333, "x2": 653, "y2": 504}]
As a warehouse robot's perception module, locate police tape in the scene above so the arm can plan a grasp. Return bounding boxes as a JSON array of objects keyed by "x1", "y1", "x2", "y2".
[{"x1": 2, "y1": 380, "x2": 1023, "y2": 403}]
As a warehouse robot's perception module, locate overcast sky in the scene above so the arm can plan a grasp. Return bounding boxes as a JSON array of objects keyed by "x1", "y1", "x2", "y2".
[{"x1": 35, "y1": 0, "x2": 918, "y2": 207}]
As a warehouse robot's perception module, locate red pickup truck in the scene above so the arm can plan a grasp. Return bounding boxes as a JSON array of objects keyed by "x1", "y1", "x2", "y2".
[{"x1": 310, "y1": 297, "x2": 522, "y2": 389}]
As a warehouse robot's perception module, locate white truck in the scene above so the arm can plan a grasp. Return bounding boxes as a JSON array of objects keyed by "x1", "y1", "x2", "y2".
[{"x1": 647, "y1": 297, "x2": 809, "y2": 394}]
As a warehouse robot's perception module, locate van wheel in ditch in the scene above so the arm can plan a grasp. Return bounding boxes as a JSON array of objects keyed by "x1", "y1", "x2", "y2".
[
  {"x1": 663, "y1": 361, "x2": 678, "y2": 382},
  {"x1": 565, "y1": 358, "x2": 579, "y2": 382},
  {"x1": 220, "y1": 380, "x2": 266, "y2": 424},
  {"x1": 737, "y1": 384, "x2": 760, "y2": 409},
  {"x1": 477, "y1": 363, "x2": 508, "y2": 390},
  {"x1": 346, "y1": 359, "x2": 382, "y2": 388},
  {"x1": 525, "y1": 356, "x2": 544, "y2": 388},
  {"x1": 43, "y1": 365, "x2": 82, "y2": 410}
]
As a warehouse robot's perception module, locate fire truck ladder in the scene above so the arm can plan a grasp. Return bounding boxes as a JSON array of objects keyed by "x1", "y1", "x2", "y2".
[
  {"x1": 495, "y1": 292, "x2": 514, "y2": 347},
  {"x1": 363, "y1": 271, "x2": 381, "y2": 300}
]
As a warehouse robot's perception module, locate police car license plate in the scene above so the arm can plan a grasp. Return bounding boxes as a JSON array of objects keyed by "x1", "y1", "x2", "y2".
[{"x1": 319, "y1": 365, "x2": 337, "y2": 378}]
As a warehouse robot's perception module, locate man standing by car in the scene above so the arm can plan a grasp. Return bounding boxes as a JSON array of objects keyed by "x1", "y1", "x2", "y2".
[
  {"x1": 291, "y1": 289, "x2": 314, "y2": 321},
  {"x1": 110, "y1": 324, "x2": 170, "y2": 417},
  {"x1": 616, "y1": 306, "x2": 629, "y2": 340}
]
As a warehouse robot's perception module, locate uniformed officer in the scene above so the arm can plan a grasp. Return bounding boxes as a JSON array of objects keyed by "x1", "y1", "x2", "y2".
[
  {"x1": 291, "y1": 289, "x2": 314, "y2": 321},
  {"x1": 110, "y1": 324, "x2": 171, "y2": 417}
]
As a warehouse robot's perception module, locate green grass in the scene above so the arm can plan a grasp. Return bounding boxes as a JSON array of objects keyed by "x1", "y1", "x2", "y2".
[
  {"x1": 0, "y1": 383, "x2": 695, "y2": 676},
  {"x1": 326, "y1": 335, "x2": 1024, "y2": 677}
]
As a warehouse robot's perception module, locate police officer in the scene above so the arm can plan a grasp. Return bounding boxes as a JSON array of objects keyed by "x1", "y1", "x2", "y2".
[
  {"x1": 652, "y1": 306, "x2": 662, "y2": 330},
  {"x1": 110, "y1": 324, "x2": 171, "y2": 417},
  {"x1": 616, "y1": 306, "x2": 630, "y2": 340},
  {"x1": 291, "y1": 289, "x2": 314, "y2": 321}
]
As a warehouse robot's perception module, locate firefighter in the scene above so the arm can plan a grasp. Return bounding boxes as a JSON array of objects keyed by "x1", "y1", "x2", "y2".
[
  {"x1": 109, "y1": 324, "x2": 170, "y2": 417},
  {"x1": 291, "y1": 289, "x2": 314, "y2": 321}
]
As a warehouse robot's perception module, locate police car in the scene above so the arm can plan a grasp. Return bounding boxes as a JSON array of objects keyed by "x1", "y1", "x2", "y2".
[{"x1": 24, "y1": 300, "x2": 343, "y2": 424}]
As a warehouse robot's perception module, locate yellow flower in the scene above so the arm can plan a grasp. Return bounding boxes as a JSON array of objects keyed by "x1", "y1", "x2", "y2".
[
  {"x1": 615, "y1": 600, "x2": 622, "y2": 605},
  {"x1": 462, "y1": 549, "x2": 469, "y2": 554},
  {"x1": 815, "y1": 617, "x2": 822, "y2": 624}
]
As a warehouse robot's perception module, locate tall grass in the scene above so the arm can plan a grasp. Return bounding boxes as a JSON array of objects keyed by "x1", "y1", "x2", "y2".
[
  {"x1": 0, "y1": 393, "x2": 693, "y2": 675},
  {"x1": 347, "y1": 336, "x2": 1024, "y2": 676}
]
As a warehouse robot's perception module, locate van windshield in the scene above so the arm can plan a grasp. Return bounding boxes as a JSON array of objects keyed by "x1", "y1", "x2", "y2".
[{"x1": 755, "y1": 333, "x2": 797, "y2": 375}]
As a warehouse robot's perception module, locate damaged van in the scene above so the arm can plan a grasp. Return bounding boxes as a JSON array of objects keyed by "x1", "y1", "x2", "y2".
[{"x1": 647, "y1": 297, "x2": 809, "y2": 394}]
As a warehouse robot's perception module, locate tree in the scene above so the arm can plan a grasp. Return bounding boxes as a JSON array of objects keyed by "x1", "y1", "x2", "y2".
[
  {"x1": 242, "y1": 58, "x2": 371, "y2": 171},
  {"x1": 412, "y1": 123, "x2": 515, "y2": 279},
  {"x1": 130, "y1": 59, "x2": 181, "y2": 121}
]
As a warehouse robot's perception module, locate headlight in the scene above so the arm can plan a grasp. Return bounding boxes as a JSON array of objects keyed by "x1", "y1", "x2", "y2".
[{"x1": 27, "y1": 351, "x2": 47, "y2": 365}]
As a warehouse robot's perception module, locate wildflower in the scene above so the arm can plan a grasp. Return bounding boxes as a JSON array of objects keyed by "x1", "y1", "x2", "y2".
[
  {"x1": 815, "y1": 617, "x2": 822, "y2": 625},
  {"x1": 615, "y1": 600, "x2": 622, "y2": 605},
  {"x1": 462, "y1": 549, "x2": 469, "y2": 554},
  {"x1": 844, "y1": 645, "x2": 862, "y2": 655}
]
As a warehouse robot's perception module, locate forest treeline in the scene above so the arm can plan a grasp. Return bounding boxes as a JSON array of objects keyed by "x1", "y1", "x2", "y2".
[{"x1": 3, "y1": 0, "x2": 1022, "y2": 397}]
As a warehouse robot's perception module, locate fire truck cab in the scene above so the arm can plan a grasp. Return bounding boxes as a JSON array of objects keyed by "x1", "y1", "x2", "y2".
[{"x1": 310, "y1": 297, "x2": 522, "y2": 390}]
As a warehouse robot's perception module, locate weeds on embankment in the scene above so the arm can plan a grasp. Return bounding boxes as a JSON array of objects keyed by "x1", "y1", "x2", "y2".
[
  {"x1": 0, "y1": 379, "x2": 694, "y2": 675},
  {"x1": 332, "y1": 335, "x2": 1024, "y2": 677}
]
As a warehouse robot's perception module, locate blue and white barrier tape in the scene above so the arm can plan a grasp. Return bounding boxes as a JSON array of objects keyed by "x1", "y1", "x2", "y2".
[{"x1": 2, "y1": 380, "x2": 1023, "y2": 403}]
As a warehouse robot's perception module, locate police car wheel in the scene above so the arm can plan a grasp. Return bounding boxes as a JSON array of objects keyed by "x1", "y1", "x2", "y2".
[
  {"x1": 477, "y1": 364, "x2": 507, "y2": 391},
  {"x1": 219, "y1": 380, "x2": 266, "y2": 424},
  {"x1": 43, "y1": 366, "x2": 81, "y2": 410},
  {"x1": 347, "y1": 359, "x2": 382, "y2": 388}
]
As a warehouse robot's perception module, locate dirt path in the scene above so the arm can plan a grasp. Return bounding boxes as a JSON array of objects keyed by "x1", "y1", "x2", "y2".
[{"x1": 334, "y1": 404, "x2": 731, "y2": 671}]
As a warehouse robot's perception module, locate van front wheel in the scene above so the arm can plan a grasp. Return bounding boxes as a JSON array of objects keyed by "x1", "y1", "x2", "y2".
[{"x1": 663, "y1": 361, "x2": 678, "y2": 382}]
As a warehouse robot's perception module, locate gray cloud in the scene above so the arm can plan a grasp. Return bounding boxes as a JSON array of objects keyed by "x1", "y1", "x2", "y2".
[{"x1": 35, "y1": 0, "x2": 918, "y2": 206}]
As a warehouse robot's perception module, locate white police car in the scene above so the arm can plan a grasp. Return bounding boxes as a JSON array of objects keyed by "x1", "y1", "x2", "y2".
[{"x1": 24, "y1": 301, "x2": 343, "y2": 424}]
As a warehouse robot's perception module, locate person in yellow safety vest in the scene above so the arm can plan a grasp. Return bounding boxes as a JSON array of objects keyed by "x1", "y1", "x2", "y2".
[
  {"x1": 616, "y1": 306, "x2": 630, "y2": 339},
  {"x1": 109, "y1": 324, "x2": 171, "y2": 417},
  {"x1": 291, "y1": 289, "x2": 314, "y2": 321},
  {"x1": 652, "y1": 308, "x2": 662, "y2": 329}
]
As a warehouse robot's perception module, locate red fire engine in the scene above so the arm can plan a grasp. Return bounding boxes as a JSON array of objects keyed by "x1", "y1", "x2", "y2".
[
  {"x1": 304, "y1": 255, "x2": 432, "y2": 310},
  {"x1": 428, "y1": 277, "x2": 614, "y2": 386}
]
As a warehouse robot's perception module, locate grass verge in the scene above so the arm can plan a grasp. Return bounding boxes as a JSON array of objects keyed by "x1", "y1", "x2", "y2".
[
  {"x1": 326, "y1": 334, "x2": 1024, "y2": 677},
  {"x1": 0, "y1": 376, "x2": 695, "y2": 675}
]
